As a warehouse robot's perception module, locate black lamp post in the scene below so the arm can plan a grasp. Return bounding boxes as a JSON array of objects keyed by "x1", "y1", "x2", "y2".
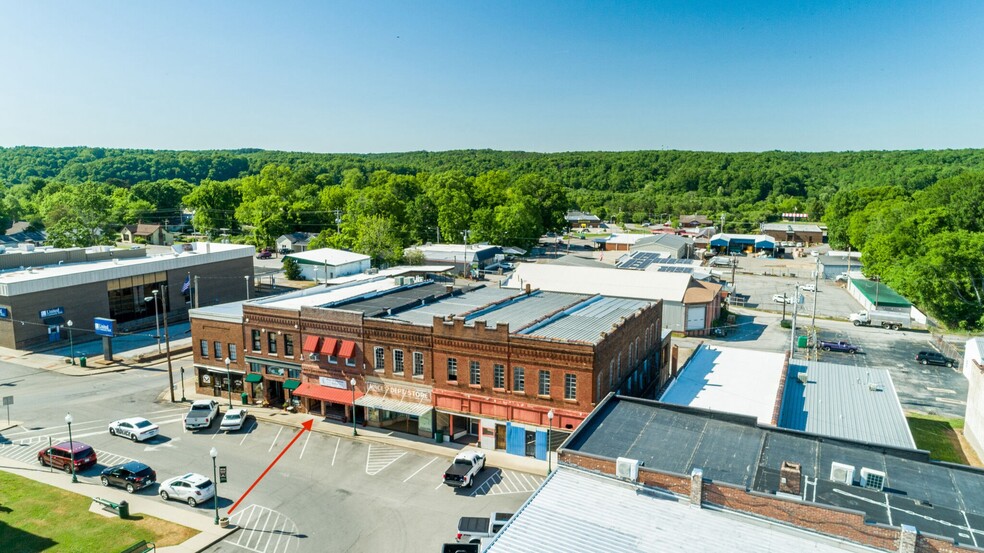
[
  {"x1": 66, "y1": 320, "x2": 75, "y2": 365},
  {"x1": 65, "y1": 413, "x2": 78, "y2": 483},
  {"x1": 350, "y1": 377, "x2": 358, "y2": 436},
  {"x1": 547, "y1": 409, "x2": 555, "y2": 474},
  {"x1": 210, "y1": 447, "x2": 219, "y2": 524},
  {"x1": 180, "y1": 367, "x2": 186, "y2": 402}
]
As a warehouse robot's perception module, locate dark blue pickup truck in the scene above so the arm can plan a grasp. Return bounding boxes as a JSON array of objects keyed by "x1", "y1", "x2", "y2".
[{"x1": 820, "y1": 340, "x2": 862, "y2": 354}]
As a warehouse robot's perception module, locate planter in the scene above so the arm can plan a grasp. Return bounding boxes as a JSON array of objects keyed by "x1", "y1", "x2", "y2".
[{"x1": 219, "y1": 517, "x2": 230, "y2": 528}]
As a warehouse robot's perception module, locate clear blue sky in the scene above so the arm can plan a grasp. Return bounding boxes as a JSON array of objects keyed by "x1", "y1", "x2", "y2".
[{"x1": 2, "y1": 1, "x2": 982, "y2": 153}]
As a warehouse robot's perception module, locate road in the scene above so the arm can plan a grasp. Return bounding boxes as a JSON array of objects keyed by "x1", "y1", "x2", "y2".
[{"x1": 0, "y1": 360, "x2": 536, "y2": 553}]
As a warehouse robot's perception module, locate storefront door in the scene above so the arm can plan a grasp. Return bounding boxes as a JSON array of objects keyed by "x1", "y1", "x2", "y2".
[{"x1": 495, "y1": 424, "x2": 506, "y2": 450}]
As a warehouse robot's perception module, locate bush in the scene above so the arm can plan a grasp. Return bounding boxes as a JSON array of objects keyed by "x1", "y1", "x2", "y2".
[{"x1": 283, "y1": 257, "x2": 302, "y2": 280}]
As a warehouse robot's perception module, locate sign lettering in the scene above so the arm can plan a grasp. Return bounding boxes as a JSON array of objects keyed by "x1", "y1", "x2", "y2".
[
  {"x1": 93, "y1": 317, "x2": 115, "y2": 337},
  {"x1": 0, "y1": 307, "x2": 9, "y2": 319},
  {"x1": 319, "y1": 377, "x2": 348, "y2": 389},
  {"x1": 39, "y1": 307, "x2": 64, "y2": 318},
  {"x1": 365, "y1": 381, "x2": 431, "y2": 403}
]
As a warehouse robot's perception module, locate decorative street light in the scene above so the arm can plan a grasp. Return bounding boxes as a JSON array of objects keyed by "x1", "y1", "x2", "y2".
[
  {"x1": 180, "y1": 366, "x2": 186, "y2": 402},
  {"x1": 224, "y1": 357, "x2": 233, "y2": 409},
  {"x1": 350, "y1": 377, "x2": 358, "y2": 437},
  {"x1": 547, "y1": 409, "x2": 555, "y2": 474},
  {"x1": 210, "y1": 447, "x2": 219, "y2": 525},
  {"x1": 66, "y1": 320, "x2": 75, "y2": 365},
  {"x1": 144, "y1": 290, "x2": 161, "y2": 353},
  {"x1": 65, "y1": 413, "x2": 78, "y2": 483}
]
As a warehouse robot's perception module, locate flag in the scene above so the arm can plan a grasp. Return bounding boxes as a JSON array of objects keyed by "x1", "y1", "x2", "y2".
[{"x1": 181, "y1": 275, "x2": 191, "y2": 294}]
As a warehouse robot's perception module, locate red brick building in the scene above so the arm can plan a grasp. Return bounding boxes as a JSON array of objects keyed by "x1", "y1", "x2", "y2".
[{"x1": 189, "y1": 276, "x2": 668, "y2": 459}]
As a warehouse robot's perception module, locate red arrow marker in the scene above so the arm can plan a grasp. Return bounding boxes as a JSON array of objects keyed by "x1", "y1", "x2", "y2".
[{"x1": 228, "y1": 419, "x2": 314, "y2": 515}]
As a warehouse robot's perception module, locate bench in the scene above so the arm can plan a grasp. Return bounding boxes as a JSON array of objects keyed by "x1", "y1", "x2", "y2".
[
  {"x1": 120, "y1": 540, "x2": 156, "y2": 553},
  {"x1": 92, "y1": 497, "x2": 121, "y2": 516}
]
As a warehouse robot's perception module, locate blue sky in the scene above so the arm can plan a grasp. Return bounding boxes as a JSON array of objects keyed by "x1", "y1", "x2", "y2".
[{"x1": 1, "y1": 1, "x2": 982, "y2": 152}]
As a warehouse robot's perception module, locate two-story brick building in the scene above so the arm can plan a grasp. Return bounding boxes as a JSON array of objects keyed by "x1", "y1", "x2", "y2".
[{"x1": 189, "y1": 275, "x2": 668, "y2": 460}]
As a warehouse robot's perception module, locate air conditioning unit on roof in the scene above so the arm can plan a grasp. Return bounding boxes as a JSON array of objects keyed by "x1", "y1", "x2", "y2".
[
  {"x1": 860, "y1": 468, "x2": 886, "y2": 491},
  {"x1": 829, "y1": 462, "x2": 854, "y2": 485},
  {"x1": 616, "y1": 457, "x2": 639, "y2": 481}
]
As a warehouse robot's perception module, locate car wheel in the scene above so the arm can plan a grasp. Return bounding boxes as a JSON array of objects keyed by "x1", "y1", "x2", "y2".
[
  {"x1": 130, "y1": 433, "x2": 137, "y2": 442},
  {"x1": 160, "y1": 490, "x2": 170, "y2": 501},
  {"x1": 187, "y1": 497, "x2": 198, "y2": 507},
  {"x1": 109, "y1": 427, "x2": 116, "y2": 436},
  {"x1": 852, "y1": 321, "x2": 861, "y2": 326},
  {"x1": 850, "y1": 350, "x2": 857, "y2": 354},
  {"x1": 823, "y1": 347, "x2": 831, "y2": 352},
  {"x1": 63, "y1": 464, "x2": 72, "y2": 474},
  {"x1": 38, "y1": 456, "x2": 47, "y2": 467},
  {"x1": 101, "y1": 476, "x2": 110, "y2": 486},
  {"x1": 921, "y1": 359, "x2": 928, "y2": 365},
  {"x1": 947, "y1": 362, "x2": 954, "y2": 368},
  {"x1": 125, "y1": 483, "x2": 135, "y2": 494}
]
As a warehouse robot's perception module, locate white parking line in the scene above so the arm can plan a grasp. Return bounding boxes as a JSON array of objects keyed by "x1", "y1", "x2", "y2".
[
  {"x1": 268, "y1": 427, "x2": 283, "y2": 452},
  {"x1": 365, "y1": 444, "x2": 406, "y2": 475},
  {"x1": 298, "y1": 432, "x2": 311, "y2": 460},
  {"x1": 403, "y1": 458, "x2": 437, "y2": 482},
  {"x1": 239, "y1": 421, "x2": 257, "y2": 445},
  {"x1": 331, "y1": 437, "x2": 340, "y2": 466}
]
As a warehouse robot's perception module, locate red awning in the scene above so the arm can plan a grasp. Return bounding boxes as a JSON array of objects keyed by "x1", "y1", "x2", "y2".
[
  {"x1": 320, "y1": 337, "x2": 338, "y2": 356},
  {"x1": 337, "y1": 340, "x2": 356, "y2": 359},
  {"x1": 302, "y1": 336, "x2": 321, "y2": 353},
  {"x1": 292, "y1": 382, "x2": 364, "y2": 405}
]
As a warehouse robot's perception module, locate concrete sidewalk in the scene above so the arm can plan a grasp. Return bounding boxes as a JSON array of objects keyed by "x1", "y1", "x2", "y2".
[{"x1": 1, "y1": 457, "x2": 236, "y2": 553}]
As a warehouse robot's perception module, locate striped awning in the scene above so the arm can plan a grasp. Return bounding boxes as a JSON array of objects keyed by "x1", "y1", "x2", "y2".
[
  {"x1": 337, "y1": 340, "x2": 356, "y2": 358},
  {"x1": 302, "y1": 336, "x2": 321, "y2": 352},
  {"x1": 354, "y1": 395, "x2": 432, "y2": 417},
  {"x1": 320, "y1": 337, "x2": 338, "y2": 356}
]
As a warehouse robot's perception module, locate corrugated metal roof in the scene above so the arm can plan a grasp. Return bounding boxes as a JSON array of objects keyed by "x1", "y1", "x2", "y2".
[
  {"x1": 285, "y1": 248, "x2": 370, "y2": 266},
  {"x1": 380, "y1": 286, "x2": 517, "y2": 326},
  {"x1": 851, "y1": 278, "x2": 911, "y2": 308},
  {"x1": 505, "y1": 263, "x2": 692, "y2": 302},
  {"x1": 485, "y1": 467, "x2": 882, "y2": 553},
  {"x1": 467, "y1": 291, "x2": 588, "y2": 331},
  {"x1": 521, "y1": 296, "x2": 650, "y2": 343},
  {"x1": 779, "y1": 361, "x2": 915, "y2": 449}
]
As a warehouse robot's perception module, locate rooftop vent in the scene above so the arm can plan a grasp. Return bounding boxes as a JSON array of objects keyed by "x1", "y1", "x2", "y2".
[
  {"x1": 860, "y1": 468, "x2": 886, "y2": 491},
  {"x1": 615, "y1": 457, "x2": 640, "y2": 481},
  {"x1": 779, "y1": 461, "x2": 802, "y2": 496},
  {"x1": 797, "y1": 372, "x2": 809, "y2": 384},
  {"x1": 830, "y1": 462, "x2": 855, "y2": 485},
  {"x1": 868, "y1": 382, "x2": 884, "y2": 392}
]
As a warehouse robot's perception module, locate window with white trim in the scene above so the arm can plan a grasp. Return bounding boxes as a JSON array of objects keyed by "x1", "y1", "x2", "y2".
[
  {"x1": 470, "y1": 361, "x2": 481, "y2": 385},
  {"x1": 374, "y1": 347, "x2": 385, "y2": 371},
  {"x1": 393, "y1": 349, "x2": 404, "y2": 374},
  {"x1": 565, "y1": 373, "x2": 577, "y2": 400},
  {"x1": 538, "y1": 370, "x2": 551, "y2": 396},
  {"x1": 413, "y1": 352, "x2": 424, "y2": 376},
  {"x1": 447, "y1": 357, "x2": 458, "y2": 381}
]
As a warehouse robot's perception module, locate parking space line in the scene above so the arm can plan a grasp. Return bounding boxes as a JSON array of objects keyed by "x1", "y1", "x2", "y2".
[
  {"x1": 403, "y1": 458, "x2": 437, "y2": 483},
  {"x1": 331, "y1": 437, "x2": 340, "y2": 466},
  {"x1": 239, "y1": 421, "x2": 257, "y2": 445},
  {"x1": 298, "y1": 432, "x2": 311, "y2": 460},
  {"x1": 268, "y1": 427, "x2": 283, "y2": 452},
  {"x1": 365, "y1": 444, "x2": 406, "y2": 476}
]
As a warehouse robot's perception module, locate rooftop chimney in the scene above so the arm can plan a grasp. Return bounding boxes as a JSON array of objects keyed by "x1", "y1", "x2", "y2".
[{"x1": 779, "y1": 461, "x2": 802, "y2": 496}]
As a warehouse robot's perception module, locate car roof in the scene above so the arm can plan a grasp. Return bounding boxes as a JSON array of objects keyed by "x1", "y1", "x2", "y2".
[
  {"x1": 115, "y1": 461, "x2": 151, "y2": 471},
  {"x1": 225, "y1": 408, "x2": 246, "y2": 415},
  {"x1": 118, "y1": 417, "x2": 151, "y2": 424},
  {"x1": 54, "y1": 441, "x2": 93, "y2": 453},
  {"x1": 176, "y1": 472, "x2": 210, "y2": 483},
  {"x1": 192, "y1": 399, "x2": 215, "y2": 406}
]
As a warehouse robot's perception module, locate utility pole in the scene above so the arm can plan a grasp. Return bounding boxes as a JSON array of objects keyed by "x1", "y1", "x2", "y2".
[
  {"x1": 789, "y1": 286, "x2": 800, "y2": 358},
  {"x1": 811, "y1": 256, "x2": 820, "y2": 329},
  {"x1": 334, "y1": 209, "x2": 343, "y2": 233},
  {"x1": 730, "y1": 254, "x2": 738, "y2": 295},
  {"x1": 194, "y1": 275, "x2": 200, "y2": 308}
]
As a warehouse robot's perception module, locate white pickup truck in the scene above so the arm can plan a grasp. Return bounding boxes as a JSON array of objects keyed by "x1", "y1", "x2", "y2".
[
  {"x1": 184, "y1": 400, "x2": 219, "y2": 430},
  {"x1": 443, "y1": 451, "x2": 486, "y2": 488},
  {"x1": 455, "y1": 512, "x2": 513, "y2": 544}
]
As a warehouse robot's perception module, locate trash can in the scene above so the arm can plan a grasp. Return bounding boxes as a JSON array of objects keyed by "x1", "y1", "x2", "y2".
[
  {"x1": 434, "y1": 429, "x2": 444, "y2": 444},
  {"x1": 79, "y1": 356, "x2": 87, "y2": 368},
  {"x1": 797, "y1": 335, "x2": 808, "y2": 348},
  {"x1": 117, "y1": 500, "x2": 129, "y2": 519},
  {"x1": 241, "y1": 392, "x2": 249, "y2": 405}
]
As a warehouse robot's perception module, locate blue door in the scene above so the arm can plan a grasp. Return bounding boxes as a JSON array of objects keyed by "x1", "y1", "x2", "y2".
[
  {"x1": 505, "y1": 423, "x2": 525, "y2": 456},
  {"x1": 535, "y1": 430, "x2": 547, "y2": 460}
]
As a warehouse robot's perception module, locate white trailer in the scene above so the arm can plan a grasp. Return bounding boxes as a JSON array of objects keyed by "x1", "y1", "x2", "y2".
[{"x1": 849, "y1": 310, "x2": 910, "y2": 330}]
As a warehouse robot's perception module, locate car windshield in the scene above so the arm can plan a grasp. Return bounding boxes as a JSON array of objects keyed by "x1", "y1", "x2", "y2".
[
  {"x1": 196, "y1": 479, "x2": 213, "y2": 490},
  {"x1": 226, "y1": 414, "x2": 241, "y2": 420},
  {"x1": 135, "y1": 420, "x2": 153, "y2": 428}
]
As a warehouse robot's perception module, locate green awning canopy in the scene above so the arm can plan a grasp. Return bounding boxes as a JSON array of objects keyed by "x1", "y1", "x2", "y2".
[
  {"x1": 245, "y1": 373, "x2": 263, "y2": 383},
  {"x1": 283, "y1": 379, "x2": 302, "y2": 390}
]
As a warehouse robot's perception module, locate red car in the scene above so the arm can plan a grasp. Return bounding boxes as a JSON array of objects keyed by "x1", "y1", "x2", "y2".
[
  {"x1": 38, "y1": 441, "x2": 98, "y2": 473},
  {"x1": 256, "y1": 248, "x2": 274, "y2": 259}
]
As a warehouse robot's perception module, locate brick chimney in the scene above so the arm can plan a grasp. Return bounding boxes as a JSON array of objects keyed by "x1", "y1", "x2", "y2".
[
  {"x1": 898, "y1": 524, "x2": 917, "y2": 553},
  {"x1": 689, "y1": 468, "x2": 703, "y2": 508},
  {"x1": 779, "y1": 461, "x2": 802, "y2": 496}
]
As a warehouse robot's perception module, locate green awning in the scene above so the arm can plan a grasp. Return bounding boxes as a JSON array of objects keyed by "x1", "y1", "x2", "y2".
[
  {"x1": 245, "y1": 373, "x2": 263, "y2": 383},
  {"x1": 283, "y1": 379, "x2": 302, "y2": 390}
]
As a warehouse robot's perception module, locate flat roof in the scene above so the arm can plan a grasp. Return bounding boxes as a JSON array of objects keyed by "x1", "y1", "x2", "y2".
[
  {"x1": 252, "y1": 278, "x2": 403, "y2": 311},
  {"x1": 0, "y1": 242, "x2": 252, "y2": 296},
  {"x1": 486, "y1": 467, "x2": 882, "y2": 553},
  {"x1": 761, "y1": 222, "x2": 825, "y2": 233},
  {"x1": 190, "y1": 300, "x2": 245, "y2": 323},
  {"x1": 660, "y1": 345, "x2": 786, "y2": 424},
  {"x1": 563, "y1": 396, "x2": 984, "y2": 545},
  {"x1": 779, "y1": 361, "x2": 915, "y2": 449},
  {"x1": 506, "y1": 263, "x2": 692, "y2": 302},
  {"x1": 380, "y1": 286, "x2": 517, "y2": 326},
  {"x1": 323, "y1": 265, "x2": 453, "y2": 286},
  {"x1": 285, "y1": 248, "x2": 369, "y2": 266},
  {"x1": 519, "y1": 296, "x2": 651, "y2": 343},
  {"x1": 852, "y1": 278, "x2": 911, "y2": 308}
]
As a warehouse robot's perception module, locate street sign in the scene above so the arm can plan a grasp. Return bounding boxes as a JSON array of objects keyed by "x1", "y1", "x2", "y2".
[
  {"x1": 94, "y1": 317, "x2": 116, "y2": 337},
  {"x1": 219, "y1": 466, "x2": 227, "y2": 483},
  {"x1": 1, "y1": 396, "x2": 12, "y2": 406}
]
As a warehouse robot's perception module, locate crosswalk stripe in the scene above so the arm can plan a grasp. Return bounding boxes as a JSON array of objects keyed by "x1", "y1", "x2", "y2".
[
  {"x1": 227, "y1": 504, "x2": 299, "y2": 553},
  {"x1": 365, "y1": 444, "x2": 406, "y2": 476}
]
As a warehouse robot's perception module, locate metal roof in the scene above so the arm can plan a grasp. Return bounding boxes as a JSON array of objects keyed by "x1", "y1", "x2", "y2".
[
  {"x1": 466, "y1": 291, "x2": 588, "y2": 332},
  {"x1": 506, "y1": 263, "x2": 692, "y2": 302},
  {"x1": 520, "y1": 296, "x2": 650, "y2": 343},
  {"x1": 616, "y1": 251, "x2": 698, "y2": 270},
  {"x1": 485, "y1": 467, "x2": 883, "y2": 553},
  {"x1": 380, "y1": 286, "x2": 517, "y2": 326},
  {"x1": 563, "y1": 396, "x2": 984, "y2": 544},
  {"x1": 851, "y1": 278, "x2": 911, "y2": 308},
  {"x1": 779, "y1": 361, "x2": 915, "y2": 449},
  {"x1": 285, "y1": 248, "x2": 369, "y2": 266},
  {"x1": 189, "y1": 301, "x2": 245, "y2": 323},
  {"x1": 660, "y1": 344, "x2": 786, "y2": 424}
]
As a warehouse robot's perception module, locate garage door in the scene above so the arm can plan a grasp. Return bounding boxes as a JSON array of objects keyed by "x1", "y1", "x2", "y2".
[{"x1": 685, "y1": 306, "x2": 706, "y2": 331}]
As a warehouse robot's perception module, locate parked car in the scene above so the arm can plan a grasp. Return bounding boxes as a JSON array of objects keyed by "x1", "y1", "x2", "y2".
[
  {"x1": 38, "y1": 441, "x2": 98, "y2": 473},
  {"x1": 100, "y1": 461, "x2": 157, "y2": 494},
  {"x1": 220, "y1": 408, "x2": 248, "y2": 432},
  {"x1": 184, "y1": 400, "x2": 219, "y2": 430},
  {"x1": 443, "y1": 451, "x2": 487, "y2": 488},
  {"x1": 159, "y1": 472, "x2": 216, "y2": 506},
  {"x1": 800, "y1": 284, "x2": 816, "y2": 292},
  {"x1": 915, "y1": 351, "x2": 956, "y2": 368},
  {"x1": 108, "y1": 417, "x2": 159, "y2": 442},
  {"x1": 820, "y1": 340, "x2": 862, "y2": 354},
  {"x1": 772, "y1": 294, "x2": 793, "y2": 304},
  {"x1": 256, "y1": 250, "x2": 273, "y2": 259},
  {"x1": 835, "y1": 273, "x2": 849, "y2": 282},
  {"x1": 456, "y1": 512, "x2": 513, "y2": 544}
]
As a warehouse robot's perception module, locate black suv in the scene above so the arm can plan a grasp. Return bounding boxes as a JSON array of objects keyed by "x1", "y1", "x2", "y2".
[
  {"x1": 100, "y1": 461, "x2": 156, "y2": 493},
  {"x1": 915, "y1": 351, "x2": 956, "y2": 368}
]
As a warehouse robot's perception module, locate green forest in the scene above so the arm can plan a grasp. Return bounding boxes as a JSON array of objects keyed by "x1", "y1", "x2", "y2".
[{"x1": 1, "y1": 146, "x2": 983, "y2": 330}]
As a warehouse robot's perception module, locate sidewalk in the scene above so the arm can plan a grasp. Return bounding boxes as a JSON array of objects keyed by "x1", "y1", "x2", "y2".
[{"x1": 1, "y1": 457, "x2": 236, "y2": 553}]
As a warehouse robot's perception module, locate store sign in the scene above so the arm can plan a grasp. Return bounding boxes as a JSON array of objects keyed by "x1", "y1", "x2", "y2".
[
  {"x1": 39, "y1": 307, "x2": 64, "y2": 318},
  {"x1": 366, "y1": 381, "x2": 431, "y2": 403},
  {"x1": 319, "y1": 377, "x2": 348, "y2": 389},
  {"x1": 93, "y1": 317, "x2": 115, "y2": 337},
  {"x1": 0, "y1": 307, "x2": 9, "y2": 319},
  {"x1": 219, "y1": 466, "x2": 227, "y2": 483}
]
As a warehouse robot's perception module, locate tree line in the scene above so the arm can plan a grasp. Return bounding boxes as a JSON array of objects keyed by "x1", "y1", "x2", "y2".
[{"x1": 2, "y1": 146, "x2": 984, "y2": 328}]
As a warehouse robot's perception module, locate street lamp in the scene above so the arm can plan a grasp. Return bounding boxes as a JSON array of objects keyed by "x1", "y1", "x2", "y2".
[
  {"x1": 145, "y1": 290, "x2": 161, "y2": 354},
  {"x1": 66, "y1": 320, "x2": 75, "y2": 365},
  {"x1": 224, "y1": 357, "x2": 233, "y2": 409},
  {"x1": 244, "y1": 275, "x2": 250, "y2": 300},
  {"x1": 350, "y1": 377, "x2": 358, "y2": 436},
  {"x1": 210, "y1": 447, "x2": 219, "y2": 524},
  {"x1": 65, "y1": 413, "x2": 78, "y2": 483},
  {"x1": 180, "y1": 366, "x2": 186, "y2": 402},
  {"x1": 547, "y1": 410, "x2": 555, "y2": 474}
]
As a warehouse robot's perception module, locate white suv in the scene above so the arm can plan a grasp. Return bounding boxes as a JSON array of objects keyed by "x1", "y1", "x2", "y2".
[
  {"x1": 772, "y1": 294, "x2": 793, "y2": 304},
  {"x1": 159, "y1": 473, "x2": 216, "y2": 506}
]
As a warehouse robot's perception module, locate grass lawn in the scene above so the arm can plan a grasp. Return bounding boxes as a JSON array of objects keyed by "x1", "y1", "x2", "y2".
[
  {"x1": 906, "y1": 413, "x2": 967, "y2": 464},
  {"x1": 0, "y1": 471, "x2": 198, "y2": 553}
]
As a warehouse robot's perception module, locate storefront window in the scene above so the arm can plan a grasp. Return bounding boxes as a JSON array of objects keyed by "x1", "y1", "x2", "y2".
[
  {"x1": 267, "y1": 366, "x2": 285, "y2": 377},
  {"x1": 250, "y1": 363, "x2": 262, "y2": 373},
  {"x1": 288, "y1": 368, "x2": 301, "y2": 379}
]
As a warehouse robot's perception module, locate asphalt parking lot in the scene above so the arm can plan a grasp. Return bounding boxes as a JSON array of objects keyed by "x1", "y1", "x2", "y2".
[{"x1": 0, "y1": 406, "x2": 536, "y2": 553}]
